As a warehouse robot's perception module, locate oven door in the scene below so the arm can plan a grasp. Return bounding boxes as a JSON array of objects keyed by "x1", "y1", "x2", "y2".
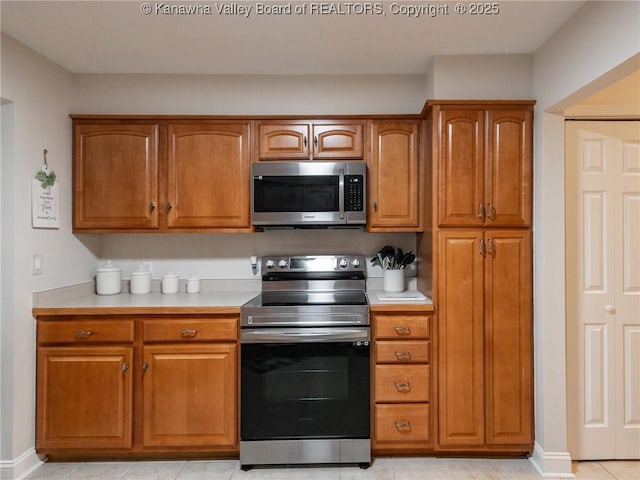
[{"x1": 241, "y1": 327, "x2": 370, "y2": 442}]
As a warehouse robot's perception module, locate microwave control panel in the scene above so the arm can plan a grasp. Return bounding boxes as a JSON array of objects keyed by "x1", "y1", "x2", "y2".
[{"x1": 345, "y1": 175, "x2": 364, "y2": 211}]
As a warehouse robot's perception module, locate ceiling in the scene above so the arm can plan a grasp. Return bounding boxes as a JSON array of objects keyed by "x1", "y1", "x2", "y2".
[{"x1": 1, "y1": 1, "x2": 586, "y2": 75}]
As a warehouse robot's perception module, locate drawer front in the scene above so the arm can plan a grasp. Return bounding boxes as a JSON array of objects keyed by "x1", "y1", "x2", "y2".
[
  {"x1": 38, "y1": 320, "x2": 134, "y2": 344},
  {"x1": 376, "y1": 340, "x2": 430, "y2": 363},
  {"x1": 375, "y1": 404, "x2": 431, "y2": 443},
  {"x1": 143, "y1": 317, "x2": 238, "y2": 342},
  {"x1": 375, "y1": 315, "x2": 430, "y2": 339},
  {"x1": 375, "y1": 364, "x2": 430, "y2": 402}
]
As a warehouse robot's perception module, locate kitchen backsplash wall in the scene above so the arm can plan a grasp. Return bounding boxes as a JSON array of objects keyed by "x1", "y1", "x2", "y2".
[{"x1": 89, "y1": 230, "x2": 418, "y2": 280}]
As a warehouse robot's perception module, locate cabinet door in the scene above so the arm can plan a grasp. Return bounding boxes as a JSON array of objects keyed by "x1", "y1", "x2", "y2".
[
  {"x1": 437, "y1": 230, "x2": 485, "y2": 447},
  {"x1": 484, "y1": 230, "x2": 533, "y2": 446},
  {"x1": 437, "y1": 108, "x2": 485, "y2": 227},
  {"x1": 369, "y1": 120, "x2": 421, "y2": 231},
  {"x1": 73, "y1": 123, "x2": 159, "y2": 230},
  {"x1": 36, "y1": 346, "x2": 133, "y2": 450},
  {"x1": 312, "y1": 122, "x2": 364, "y2": 159},
  {"x1": 142, "y1": 343, "x2": 237, "y2": 448},
  {"x1": 486, "y1": 109, "x2": 532, "y2": 227},
  {"x1": 258, "y1": 123, "x2": 310, "y2": 160},
  {"x1": 167, "y1": 123, "x2": 250, "y2": 229}
]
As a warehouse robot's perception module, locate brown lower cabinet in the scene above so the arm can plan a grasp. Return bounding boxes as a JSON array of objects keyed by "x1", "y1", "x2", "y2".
[
  {"x1": 35, "y1": 314, "x2": 238, "y2": 456},
  {"x1": 372, "y1": 309, "x2": 433, "y2": 453}
]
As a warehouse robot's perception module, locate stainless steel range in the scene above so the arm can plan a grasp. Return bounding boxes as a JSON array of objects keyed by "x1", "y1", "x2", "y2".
[{"x1": 240, "y1": 255, "x2": 370, "y2": 470}]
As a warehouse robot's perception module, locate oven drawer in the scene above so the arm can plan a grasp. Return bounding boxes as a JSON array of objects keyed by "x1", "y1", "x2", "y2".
[
  {"x1": 375, "y1": 404, "x2": 431, "y2": 443},
  {"x1": 375, "y1": 364, "x2": 430, "y2": 402},
  {"x1": 374, "y1": 315, "x2": 430, "y2": 339},
  {"x1": 143, "y1": 317, "x2": 237, "y2": 342},
  {"x1": 38, "y1": 319, "x2": 134, "y2": 345},
  {"x1": 375, "y1": 340, "x2": 430, "y2": 363}
]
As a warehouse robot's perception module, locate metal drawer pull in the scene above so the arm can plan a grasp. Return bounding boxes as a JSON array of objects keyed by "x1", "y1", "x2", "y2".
[
  {"x1": 480, "y1": 239, "x2": 486, "y2": 257},
  {"x1": 181, "y1": 329, "x2": 198, "y2": 338},
  {"x1": 142, "y1": 362, "x2": 149, "y2": 373},
  {"x1": 478, "y1": 203, "x2": 485, "y2": 219},
  {"x1": 395, "y1": 351, "x2": 411, "y2": 360},
  {"x1": 487, "y1": 203, "x2": 496, "y2": 220},
  {"x1": 122, "y1": 363, "x2": 129, "y2": 373},
  {"x1": 75, "y1": 330, "x2": 94, "y2": 338},
  {"x1": 395, "y1": 421, "x2": 412, "y2": 433},
  {"x1": 395, "y1": 382, "x2": 411, "y2": 392},
  {"x1": 394, "y1": 326, "x2": 411, "y2": 336},
  {"x1": 488, "y1": 238, "x2": 495, "y2": 256}
]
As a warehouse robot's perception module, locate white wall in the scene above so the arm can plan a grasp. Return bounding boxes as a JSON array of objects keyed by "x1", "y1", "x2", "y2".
[
  {"x1": 531, "y1": 1, "x2": 640, "y2": 476},
  {"x1": 71, "y1": 74, "x2": 427, "y2": 115},
  {"x1": 0, "y1": 33, "x2": 100, "y2": 479}
]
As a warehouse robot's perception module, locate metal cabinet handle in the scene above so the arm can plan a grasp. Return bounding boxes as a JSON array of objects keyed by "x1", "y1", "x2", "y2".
[
  {"x1": 487, "y1": 203, "x2": 496, "y2": 220},
  {"x1": 394, "y1": 382, "x2": 411, "y2": 392},
  {"x1": 394, "y1": 351, "x2": 411, "y2": 361},
  {"x1": 75, "y1": 330, "x2": 94, "y2": 338},
  {"x1": 303, "y1": 135, "x2": 308, "y2": 148},
  {"x1": 478, "y1": 203, "x2": 485, "y2": 220},
  {"x1": 395, "y1": 421, "x2": 412, "y2": 433},
  {"x1": 181, "y1": 329, "x2": 198, "y2": 338},
  {"x1": 166, "y1": 203, "x2": 173, "y2": 213},
  {"x1": 314, "y1": 135, "x2": 318, "y2": 147},
  {"x1": 150, "y1": 201, "x2": 156, "y2": 212},
  {"x1": 480, "y1": 239, "x2": 486, "y2": 257},
  {"x1": 373, "y1": 201, "x2": 378, "y2": 212},
  {"x1": 122, "y1": 363, "x2": 129, "y2": 373},
  {"x1": 487, "y1": 238, "x2": 495, "y2": 256},
  {"x1": 394, "y1": 326, "x2": 411, "y2": 336},
  {"x1": 142, "y1": 362, "x2": 149, "y2": 373}
]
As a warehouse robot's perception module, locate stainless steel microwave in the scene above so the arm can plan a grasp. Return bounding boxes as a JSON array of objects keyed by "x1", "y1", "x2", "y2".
[{"x1": 251, "y1": 161, "x2": 366, "y2": 227}]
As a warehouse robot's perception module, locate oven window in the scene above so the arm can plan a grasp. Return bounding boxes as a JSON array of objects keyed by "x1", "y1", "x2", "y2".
[
  {"x1": 241, "y1": 342, "x2": 370, "y2": 440},
  {"x1": 253, "y1": 176, "x2": 339, "y2": 213}
]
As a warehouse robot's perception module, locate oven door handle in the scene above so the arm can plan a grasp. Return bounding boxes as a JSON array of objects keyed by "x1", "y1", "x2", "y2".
[{"x1": 241, "y1": 327, "x2": 370, "y2": 344}]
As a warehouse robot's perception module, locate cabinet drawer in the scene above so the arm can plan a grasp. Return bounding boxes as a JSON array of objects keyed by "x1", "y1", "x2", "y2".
[
  {"x1": 38, "y1": 320, "x2": 134, "y2": 344},
  {"x1": 375, "y1": 404, "x2": 430, "y2": 443},
  {"x1": 375, "y1": 364, "x2": 430, "y2": 402},
  {"x1": 376, "y1": 340, "x2": 430, "y2": 363},
  {"x1": 375, "y1": 315, "x2": 430, "y2": 339},
  {"x1": 143, "y1": 317, "x2": 238, "y2": 342}
]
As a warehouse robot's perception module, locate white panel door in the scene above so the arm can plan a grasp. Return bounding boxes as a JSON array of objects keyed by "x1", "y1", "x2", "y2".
[{"x1": 566, "y1": 120, "x2": 640, "y2": 459}]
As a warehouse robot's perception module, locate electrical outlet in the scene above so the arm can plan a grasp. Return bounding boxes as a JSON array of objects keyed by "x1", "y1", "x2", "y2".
[{"x1": 32, "y1": 254, "x2": 43, "y2": 275}]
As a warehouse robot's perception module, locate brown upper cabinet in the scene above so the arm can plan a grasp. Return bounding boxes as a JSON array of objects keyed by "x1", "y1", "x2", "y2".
[
  {"x1": 73, "y1": 122, "x2": 160, "y2": 230},
  {"x1": 368, "y1": 120, "x2": 423, "y2": 232},
  {"x1": 434, "y1": 105, "x2": 532, "y2": 228},
  {"x1": 72, "y1": 119, "x2": 252, "y2": 233},
  {"x1": 257, "y1": 120, "x2": 364, "y2": 160}
]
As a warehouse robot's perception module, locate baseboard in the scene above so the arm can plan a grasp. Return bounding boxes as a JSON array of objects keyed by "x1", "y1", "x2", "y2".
[
  {"x1": 529, "y1": 441, "x2": 575, "y2": 478},
  {"x1": 0, "y1": 449, "x2": 44, "y2": 480}
]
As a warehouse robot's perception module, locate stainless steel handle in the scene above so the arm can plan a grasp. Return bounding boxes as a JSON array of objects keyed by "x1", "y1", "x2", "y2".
[
  {"x1": 241, "y1": 327, "x2": 370, "y2": 344},
  {"x1": 478, "y1": 203, "x2": 485, "y2": 220},
  {"x1": 480, "y1": 239, "x2": 486, "y2": 257},
  {"x1": 394, "y1": 326, "x2": 411, "y2": 336},
  {"x1": 166, "y1": 203, "x2": 172, "y2": 213},
  {"x1": 395, "y1": 351, "x2": 411, "y2": 361},
  {"x1": 75, "y1": 330, "x2": 94, "y2": 338},
  {"x1": 487, "y1": 203, "x2": 496, "y2": 220},
  {"x1": 338, "y1": 168, "x2": 345, "y2": 219},
  {"x1": 395, "y1": 382, "x2": 411, "y2": 392},
  {"x1": 181, "y1": 329, "x2": 198, "y2": 338},
  {"x1": 122, "y1": 363, "x2": 129, "y2": 374},
  {"x1": 395, "y1": 421, "x2": 412, "y2": 432}
]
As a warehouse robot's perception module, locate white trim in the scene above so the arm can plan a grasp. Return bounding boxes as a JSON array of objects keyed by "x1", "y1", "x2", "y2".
[
  {"x1": 529, "y1": 442, "x2": 575, "y2": 478},
  {"x1": 564, "y1": 104, "x2": 640, "y2": 119},
  {"x1": 0, "y1": 449, "x2": 44, "y2": 480}
]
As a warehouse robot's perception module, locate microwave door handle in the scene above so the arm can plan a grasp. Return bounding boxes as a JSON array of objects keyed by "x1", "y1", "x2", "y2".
[{"x1": 338, "y1": 168, "x2": 345, "y2": 219}]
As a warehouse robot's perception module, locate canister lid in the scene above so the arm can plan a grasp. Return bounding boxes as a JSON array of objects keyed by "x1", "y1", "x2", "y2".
[
  {"x1": 96, "y1": 260, "x2": 121, "y2": 273},
  {"x1": 131, "y1": 264, "x2": 151, "y2": 277}
]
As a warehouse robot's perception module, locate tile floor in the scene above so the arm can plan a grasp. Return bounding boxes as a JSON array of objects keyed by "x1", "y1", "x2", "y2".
[{"x1": 22, "y1": 458, "x2": 640, "y2": 480}]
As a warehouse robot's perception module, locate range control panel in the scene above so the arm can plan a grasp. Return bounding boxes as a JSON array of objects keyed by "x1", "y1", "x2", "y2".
[{"x1": 262, "y1": 255, "x2": 365, "y2": 272}]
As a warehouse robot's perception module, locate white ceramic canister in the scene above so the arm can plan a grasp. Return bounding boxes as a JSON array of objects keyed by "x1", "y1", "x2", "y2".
[
  {"x1": 383, "y1": 269, "x2": 405, "y2": 293},
  {"x1": 130, "y1": 264, "x2": 152, "y2": 295},
  {"x1": 186, "y1": 276, "x2": 200, "y2": 294},
  {"x1": 95, "y1": 260, "x2": 122, "y2": 295},
  {"x1": 161, "y1": 272, "x2": 179, "y2": 294}
]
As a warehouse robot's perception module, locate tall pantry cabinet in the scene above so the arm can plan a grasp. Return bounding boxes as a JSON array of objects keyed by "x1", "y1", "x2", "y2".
[{"x1": 427, "y1": 101, "x2": 534, "y2": 453}]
